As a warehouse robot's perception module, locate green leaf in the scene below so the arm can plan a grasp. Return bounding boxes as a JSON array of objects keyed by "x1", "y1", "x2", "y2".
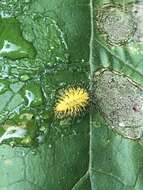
[
  {"x1": 1, "y1": 0, "x2": 143, "y2": 189},
  {"x1": 0, "y1": 0, "x2": 91, "y2": 189},
  {"x1": 90, "y1": 0, "x2": 143, "y2": 190}
]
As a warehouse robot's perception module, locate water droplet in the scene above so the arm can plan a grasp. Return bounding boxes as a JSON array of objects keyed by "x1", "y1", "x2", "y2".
[
  {"x1": 0, "y1": 127, "x2": 27, "y2": 143},
  {"x1": 37, "y1": 135, "x2": 44, "y2": 144},
  {"x1": 48, "y1": 144, "x2": 52, "y2": 148},
  {"x1": 0, "y1": 17, "x2": 36, "y2": 59},
  {"x1": 25, "y1": 90, "x2": 35, "y2": 107}
]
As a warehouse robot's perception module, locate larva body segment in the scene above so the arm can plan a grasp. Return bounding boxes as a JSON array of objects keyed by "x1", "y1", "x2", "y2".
[{"x1": 54, "y1": 87, "x2": 90, "y2": 118}]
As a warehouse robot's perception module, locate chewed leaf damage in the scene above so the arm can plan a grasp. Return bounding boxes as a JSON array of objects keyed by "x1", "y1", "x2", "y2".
[{"x1": 93, "y1": 70, "x2": 143, "y2": 141}]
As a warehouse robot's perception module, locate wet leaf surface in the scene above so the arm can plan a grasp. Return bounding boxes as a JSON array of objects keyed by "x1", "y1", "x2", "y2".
[
  {"x1": 0, "y1": 0, "x2": 90, "y2": 189},
  {"x1": 1, "y1": 0, "x2": 143, "y2": 190}
]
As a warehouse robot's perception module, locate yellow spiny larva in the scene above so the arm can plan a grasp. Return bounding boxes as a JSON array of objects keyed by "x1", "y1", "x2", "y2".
[{"x1": 54, "y1": 87, "x2": 90, "y2": 118}]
